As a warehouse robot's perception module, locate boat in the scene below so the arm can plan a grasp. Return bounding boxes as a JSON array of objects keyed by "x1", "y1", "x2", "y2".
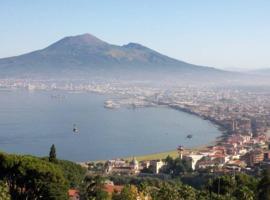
[
  {"x1": 186, "y1": 134, "x2": 193, "y2": 139},
  {"x1": 104, "y1": 100, "x2": 120, "y2": 109},
  {"x1": 73, "y1": 124, "x2": 79, "y2": 133}
]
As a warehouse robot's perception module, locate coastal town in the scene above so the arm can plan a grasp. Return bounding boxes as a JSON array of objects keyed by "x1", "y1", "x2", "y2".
[
  {"x1": 1, "y1": 79, "x2": 270, "y2": 199},
  {"x1": 80, "y1": 82, "x2": 270, "y2": 177},
  {"x1": 2, "y1": 1, "x2": 270, "y2": 199}
]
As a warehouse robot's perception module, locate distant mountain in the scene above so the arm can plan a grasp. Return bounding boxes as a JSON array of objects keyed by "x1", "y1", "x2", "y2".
[
  {"x1": 247, "y1": 68, "x2": 270, "y2": 76},
  {"x1": 0, "y1": 33, "x2": 235, "y2": 82}
]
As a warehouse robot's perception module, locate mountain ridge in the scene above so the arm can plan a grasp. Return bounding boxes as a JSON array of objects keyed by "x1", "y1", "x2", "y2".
[{"x1": 0, "y1": 33, "x2": 229, "y2": 81}]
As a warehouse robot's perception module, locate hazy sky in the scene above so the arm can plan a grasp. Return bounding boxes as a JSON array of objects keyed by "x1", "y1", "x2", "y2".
[{"x1": 1, "y1": 0, "x2": 270, "y2": 69}]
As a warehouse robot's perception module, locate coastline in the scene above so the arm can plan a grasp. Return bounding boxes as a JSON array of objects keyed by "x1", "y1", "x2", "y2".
[
  {"x1": 121, "y1": 104, "x2": 227, "y2": 162},
  {"x1": 87, "y1": 143, "x2": 216, "y2": 164},
  {"x1": 87, "y1": 103, "x2": 225, "y2": 163},
  {"x1": 123, "y1": 144, "x2": 214, "y2": 162}
]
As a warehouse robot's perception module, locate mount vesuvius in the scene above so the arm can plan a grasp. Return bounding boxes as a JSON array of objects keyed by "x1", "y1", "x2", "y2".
[{"x1": 0, "y1": 33, "x2": 231, "y2": 82}]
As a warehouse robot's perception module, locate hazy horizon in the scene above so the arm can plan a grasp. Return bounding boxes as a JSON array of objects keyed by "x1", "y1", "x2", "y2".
[{"x1": 1, "y1": 0, "x2": 270, "y2": 70}]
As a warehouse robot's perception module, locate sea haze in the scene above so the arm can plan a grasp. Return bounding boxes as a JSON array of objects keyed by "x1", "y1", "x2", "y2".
[{"x1": 0, "y1": 90, "x2": 220, "y2": 161}]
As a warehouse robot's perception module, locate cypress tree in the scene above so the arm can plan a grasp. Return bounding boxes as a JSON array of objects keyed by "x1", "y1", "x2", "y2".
[
  {"x1": 258, "y1": 169, "x2": 270, "y2": 200},
  {"x1": 49, "y1": 144, "x2": 57, "y2": 163}
]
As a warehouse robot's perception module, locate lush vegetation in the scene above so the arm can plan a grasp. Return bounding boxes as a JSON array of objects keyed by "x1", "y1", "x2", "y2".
[
  {"x1": 80, "y1": 175, "x2": 111, "y2": 200},
  {"x1": 0, "y1": 181, "x2": 11, "y2": 200},
  {"x1": 81, "y1": 170, "x2": 270, "y2": 200},
  {"x1": 0, "y1": 148, "x2": 269, "y2": 200},
  {"x1": 0, "y1": 152, "x2": 68, "y2": 200},
  {"x1": 0, "y1": 146, "x2": 86, "y2": 200},
  {"x1": 160, "y1": 156, "x2": 192, "y2": 176}
]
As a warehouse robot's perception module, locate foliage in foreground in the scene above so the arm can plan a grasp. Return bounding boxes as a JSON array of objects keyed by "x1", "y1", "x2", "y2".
[
  {"x1": 81, "y1": 169, "x2": 270, "y2": 200},
  {"x1": 0, "y1": 152, "x2": 85, "y2": 200},
  {"x1": 161, "y1": 156, "x2": 192, "y2": 176},
  {"x1": 0, "y1": 181, "x2": 11, "y2": 200},
  {"x1": 0, "y1": 152, "x2": 68, "y2": 199},
  {"x1": 0, "y1": 149, "x2": 269, "y2": 200}
]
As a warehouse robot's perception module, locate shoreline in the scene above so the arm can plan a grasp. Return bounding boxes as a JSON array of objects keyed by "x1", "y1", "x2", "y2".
[
  {"x1": 0, "y1": 89, "x2": 225, "y2": 164},
  {"x1": 85, "y1": 103, "x2": 226, "y2": 163},
  {"x1": 167, "y1": 104, "x2": 228, "y2": 135}
]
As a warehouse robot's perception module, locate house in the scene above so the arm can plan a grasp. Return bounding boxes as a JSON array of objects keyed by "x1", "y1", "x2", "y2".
[
  {"x1": 150, "y1": 160, "x2": 165, "y2": 174},
  {"x1": 225, "y1": 159, "x2": 247, "y2": 171},
  {"x1": 196, "y1": 160, "x2": 217, "y2": 170},
  {"x1": 105, "y1": 158, "x2": 140, "y2": 175},
  {"x1": 183, "y1": 154, "x2": 204, "y2": 170}
]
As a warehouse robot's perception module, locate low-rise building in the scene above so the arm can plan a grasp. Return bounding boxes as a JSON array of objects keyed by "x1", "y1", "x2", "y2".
[
  {"x1": 105, "y1": 158, "x2": 140, "y2": 175},
  {"x1": 150, "y1": 160, "x2": 165, "y2": 174},
  {"x1": 183, "y1": 154, "x2": 204, "y2": 170}
]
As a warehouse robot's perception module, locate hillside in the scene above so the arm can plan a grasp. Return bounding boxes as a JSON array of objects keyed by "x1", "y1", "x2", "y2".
[{"x1": 0, "y1": 33, "x2": 229, "y2": 82}]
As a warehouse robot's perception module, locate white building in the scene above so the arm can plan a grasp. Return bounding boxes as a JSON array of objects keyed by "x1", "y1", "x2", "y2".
[
  {"x1": 150, "y1": 160, "x2": 165, "y2": 174},
  {"x1": 183, "y1": 154, "x2": 204, "y2": 170}
]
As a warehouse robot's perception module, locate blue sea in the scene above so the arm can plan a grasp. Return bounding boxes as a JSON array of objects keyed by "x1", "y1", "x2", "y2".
[{"x1": 0, "y1": 90, "x2": 220, "y2": 161}]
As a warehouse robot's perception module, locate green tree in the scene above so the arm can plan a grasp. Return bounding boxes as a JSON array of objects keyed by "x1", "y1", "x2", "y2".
[
  {"x1": 161, "y1": 156, "x2": 192, "y2": 177},
  {"x1": 0, "y1": 181, "x2": 11, "y2": 200},
  {"x1": 234, "y1": 173, "x2": 258, "y2": 192},
  {"x1": 56, "y1": 160, "x2": 86, "y2": 188},
  {"x1": 258, "y1": 169, "x2": 270, "y2": 200},
  {"x1": 112, "y1": 185, "x2": 147, "y2": 200},
  {"x1": 42, "y1": 157, "x2": 86, "y2": 188},
  {"x1": 210, "y1": 175, "x2": 236, "y2": 196},
  {"x1": 81, "y1": 175, "x2": 110, "y2": 200},
  {"x1": 208, "y1": 174, "x2": 258, "y2": 200},
  {"x1": 177, "y1": 184, "x2": 196, "y2": 200},
  {"x1": 155, "y1": 183, "x2": 181, "y2": 200},
  {"x1": 234, "y1": 186, "x2": 254, "y2": 200},
  {"x1": 0, "y1": 153, "x2": 68, "y2": 200},
  {"x1": 49, "y1": 144, "x2": 57, "y2": 163}
]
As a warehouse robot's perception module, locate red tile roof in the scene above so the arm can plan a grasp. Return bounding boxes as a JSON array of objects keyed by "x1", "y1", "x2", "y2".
[
  {"x1": 103, "y1": 184, "x2": 124, "y2": 194},
  {"x1": 68, "y1": 189, "x2": 79, "y2": 197}
]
